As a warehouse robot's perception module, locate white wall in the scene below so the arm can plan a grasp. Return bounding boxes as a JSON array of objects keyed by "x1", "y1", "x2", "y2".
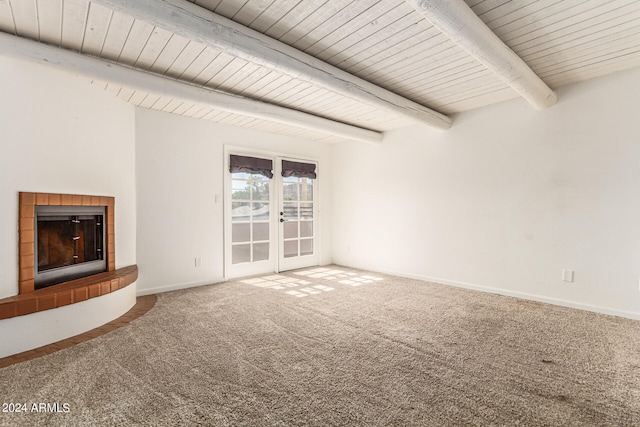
[
  {"x1": 135, "y1": 108, "x2": 332, "y2": 295},
  {"x1": 332, "y1": 67, "x2": 640, "y2": 319},
  {"x1": 0, "y1": 56, "x2": 137, "y2": 356}
]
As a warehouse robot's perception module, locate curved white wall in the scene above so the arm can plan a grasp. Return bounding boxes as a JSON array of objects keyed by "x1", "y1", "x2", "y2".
[
  {"x1": 0, "y1": 57, "x2": 137, "y2": 356},
  {"x1": 0, "y1": 287, "x2": 136, "y2": 359},
  {"x1": 332, "y1": 67, "x2": 640, "y2": 319}
]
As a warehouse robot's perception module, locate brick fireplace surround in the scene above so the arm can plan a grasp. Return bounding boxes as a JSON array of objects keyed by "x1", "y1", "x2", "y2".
[{"x1": 0, "y1": 192, "x2": 138, "y2": 320}]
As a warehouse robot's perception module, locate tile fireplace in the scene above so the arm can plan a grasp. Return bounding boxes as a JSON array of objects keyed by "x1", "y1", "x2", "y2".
[
  {"x1": 0, "y1": 192, "x2": 137, "y2": 321},
  {"x1": 18, "y1": 192, "x2": 115, "y2": 294}
]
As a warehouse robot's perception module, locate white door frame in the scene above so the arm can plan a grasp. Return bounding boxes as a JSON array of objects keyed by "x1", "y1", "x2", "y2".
[{"x1": 223, "y1": 145, "x2": 321, "y2": 280}]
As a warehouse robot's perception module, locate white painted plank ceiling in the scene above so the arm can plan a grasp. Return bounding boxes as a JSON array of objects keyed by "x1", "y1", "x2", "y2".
[{"x1": 0, "y1": 0, "x2": 638, "y2": 142}]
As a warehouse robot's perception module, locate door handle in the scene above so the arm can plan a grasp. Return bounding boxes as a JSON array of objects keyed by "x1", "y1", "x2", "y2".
[{"x1": 280, "y1": 218, "x2": 287, "y2": 223}]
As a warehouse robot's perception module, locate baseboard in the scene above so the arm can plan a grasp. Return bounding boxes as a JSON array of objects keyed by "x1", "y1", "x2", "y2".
[
  {"x1": 337, "y1": 262, "x2": 640, "y2": 321},
  {"x1": 136, "y1": 277, "x2": 226, "y2": 296}
]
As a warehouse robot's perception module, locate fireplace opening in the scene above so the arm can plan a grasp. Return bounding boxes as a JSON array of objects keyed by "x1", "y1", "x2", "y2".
[{"x1": 35, "y1": 205, "x2": 106, "y2": 289}]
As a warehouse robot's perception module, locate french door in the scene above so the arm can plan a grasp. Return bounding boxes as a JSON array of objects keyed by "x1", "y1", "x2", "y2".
[
  {"x1": 278, "y1": 159, "x2": 318, "y2": 271},
  {"x1": 225, "y1": 150, "x2": 319, "y2": 279}
]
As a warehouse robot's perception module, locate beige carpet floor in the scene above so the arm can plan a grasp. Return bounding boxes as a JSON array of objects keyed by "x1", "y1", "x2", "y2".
[{"x1": 1, "y1": 265, "x2": 640, "y2": 426}]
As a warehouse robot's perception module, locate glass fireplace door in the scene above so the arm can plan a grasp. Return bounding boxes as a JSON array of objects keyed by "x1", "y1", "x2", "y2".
[{"x1": 34, "y1": 205, "x2": 106, "y2": 288}]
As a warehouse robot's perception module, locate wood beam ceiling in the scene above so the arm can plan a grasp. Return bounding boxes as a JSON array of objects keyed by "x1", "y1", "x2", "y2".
[
  {"x1": 405, "y1": 0, "x2": 557, "y2": 109},
  {"x1": 0, "y1": 33, "x2": 382, "y2": 144},
  {"x1": 91, "y1": 0, "x2": 452, "y2": 130}
]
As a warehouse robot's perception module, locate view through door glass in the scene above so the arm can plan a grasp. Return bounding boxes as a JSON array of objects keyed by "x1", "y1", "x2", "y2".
[
  {"x1": 231, "y1": 172, "x2": 270, "y2": 264},
  {"x1": 282, "y1": 175, "x2": 314, "y2": 258}
]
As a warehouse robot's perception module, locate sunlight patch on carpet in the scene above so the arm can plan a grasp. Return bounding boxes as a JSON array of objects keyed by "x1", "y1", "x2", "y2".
[
  {"x1": 240, "y1": 276, "x2": 333, "y2": 296},
  {"x1": 240, "y1": 268, "x2": 383, "y2": 297},
  {"x1": 294, "y1": 268, "x2": 383, "y2": 284}
]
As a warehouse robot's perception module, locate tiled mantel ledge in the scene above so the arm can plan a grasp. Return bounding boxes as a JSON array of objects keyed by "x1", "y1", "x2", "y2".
[{"x1": 0, "y1": 265, "x2": 138, "y2": 320}]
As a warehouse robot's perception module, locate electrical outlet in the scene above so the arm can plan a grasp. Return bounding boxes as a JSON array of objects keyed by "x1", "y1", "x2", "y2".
[
  {"x1": 195, "y1": 257, "x2": 202, "y2": 268},
  {"x1": 562, "y1": 269, "x2": 574, "y2": 283}
]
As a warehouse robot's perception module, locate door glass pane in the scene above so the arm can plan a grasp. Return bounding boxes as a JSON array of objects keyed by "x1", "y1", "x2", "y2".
[
  {"x1": 232, "y1": 180, "x2": 251, "y2": 200},
  {"x1": 232, "y1": 244, "x2": 251, "y2": 264},
  {"x1": 300, "y1": 239, "x2": 313, "y2": 256},
  {"x1": 252, "y1": 181, "x2": 269, "y2": 201},
  {"x1": 300, "y1": 202, "x2": 313, "y2": 219},
  {"x1": 231, "y1": 172, "x2": 251, "y2": 179},
  {"x1": 284, "y1": 221, "x2": 298, "y2": 239},
  {"x1": 283, "y1": 180, "x2": 298, "y2": 201},
  {"x1": 284, "y1": 240, "x2": 298, "y2": 258},
  {"x1": 300, "y1": 179, "x2": 313, "y2": 201},
  {"x1": 232, "y1": 223, "x2": 250, "y2": 243},
  {"x1": 283, "y1": 202, "x2": 298, "y2": 220},
  {"x1": 252, "y1": 202, "x2": 270, "y2": 220},
  {"x1": 231, "y1": 202, "x2": 250, "y2": 222},
  {"x1": 300, "y1": 221, "x2": 313, "y2": 238},
  {"x1": 253, "y1": 243, "x2": 269, "y2": 261},
  {"x1": 253, "y1": 223, "x2": 269, "y2": 241}
]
